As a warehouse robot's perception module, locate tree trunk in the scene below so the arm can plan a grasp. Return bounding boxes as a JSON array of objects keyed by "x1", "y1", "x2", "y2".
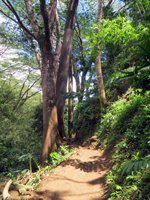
[
  {"x1": 68, "y1": 61, "x2": 73, "y2": 138},
  {"x1": 80, "y1": 68, "x2": 88, "y2": 101},
  {"x1": 56, "y1": 0, "x2": 79, "y2": 139},
  {"x1": 96, "y1": 0, "x2": 107, "y2": 108},
  {"x1": 95, "y1": 53, "x2": 107, "y2": 107},
  {"x1": 3, "y1": 0, "x2": 64, "y2": 165},
  {"x1": 40, "y1": 44, "x2": 58, "y2": 165},
  {"x1": 39, "y1": 0, "x2": 59, "y2": 165},
  {"x1": 72, "y1": 56, "x2": 80, "y2": 99}
]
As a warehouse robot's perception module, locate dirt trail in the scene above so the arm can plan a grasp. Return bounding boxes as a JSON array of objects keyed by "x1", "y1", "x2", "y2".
[{"x1": 29, "y1": 146, "x2": 111, "y2": 200}]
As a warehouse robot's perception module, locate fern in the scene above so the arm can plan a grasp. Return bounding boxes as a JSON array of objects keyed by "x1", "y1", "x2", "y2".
[{"x1": 121, "y1": 156, "x2": 150, "y2": 175}]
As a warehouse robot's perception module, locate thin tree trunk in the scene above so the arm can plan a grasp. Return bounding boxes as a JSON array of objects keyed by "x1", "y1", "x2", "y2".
[
  {"x1": 56, "y1": 0, "x2": 79, "y2": 139},
  {"x1": 72, "y1": 56, "x2": 80, "y2": 98},
  {"x1": 34, "y1": 45, "x2": 41, "y2": 68},
  {"x1": 68, "y1": 61, "x2": 73, "y2": 138},
  {"x1": 80, "y1": 68, "x2": 87, "y2": 101},
  {"x1": 96, "y1": 53, "x2": 107, "y2": 106},
  {"x1": 96, "y1": 0, "x2": 107, "y2": 108}
]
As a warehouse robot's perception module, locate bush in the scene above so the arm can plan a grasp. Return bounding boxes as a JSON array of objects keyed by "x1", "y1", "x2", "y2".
[
  {"x1": 0, "y1": 80, "x2": 41, "y2": 172},
  {"x1": 73, "y1": 96, "x2": 100, "y2": 141},
  {"x1": 96, "y1": 90, "x2": 150, "y2": 199}
]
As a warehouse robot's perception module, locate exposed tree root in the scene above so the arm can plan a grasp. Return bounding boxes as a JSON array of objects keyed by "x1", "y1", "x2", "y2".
[
  {"x1": 2, "y1": 179, "x2": 33, "y2": 200},
  {"x1": 2, "y1": 179, "x2": 12, "y2": 200}
]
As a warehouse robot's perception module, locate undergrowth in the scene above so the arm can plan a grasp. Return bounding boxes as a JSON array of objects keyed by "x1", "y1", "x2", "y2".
[
  {"x1": 74, "y1": 96, "x2": 100, "y2": 141},
  {"x1": 6, "y1": 145, "x2": 75, "y2": 190},
  {"x1": 96, "y1": 90, "x2": 150, "y2": 199}
]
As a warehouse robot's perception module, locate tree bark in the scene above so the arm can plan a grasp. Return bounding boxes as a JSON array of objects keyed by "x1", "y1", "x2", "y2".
[
  {"x1": 56, "y1": 0, "x2": 79, "y2": 139},
  {"x1": 68, "y1": 61, "x2": 73, "y2": 138},
  {"x1": 96, "y1": 0, "x2": 107, "y2": 108},
  {"x1": 1, "y1": 0, "x2": 78, "y2": 164},
  {"x1": 39, "y1": 0, "x2": 58, "y2": 165},
  {"x1": 24, "y1": 0, "x2": 40, "y2": 39},
  {"x1": 40, "y1": 44, "x2": 58, "y2": 165},
  {"x1": 72, "y1": 56, "x2": 80, "y2": 96}
]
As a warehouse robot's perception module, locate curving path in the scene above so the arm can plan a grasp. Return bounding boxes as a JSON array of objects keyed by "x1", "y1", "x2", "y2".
[{"x1": 29, "y1": 146, "x2": 111, "y2": 200}]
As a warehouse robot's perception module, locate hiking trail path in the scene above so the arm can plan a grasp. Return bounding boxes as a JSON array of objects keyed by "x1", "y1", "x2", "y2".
[{"x1": 29, "y1": 145, "x2": 111, "y2": 200}]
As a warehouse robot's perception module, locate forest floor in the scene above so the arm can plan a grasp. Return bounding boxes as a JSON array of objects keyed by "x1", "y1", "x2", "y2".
[{"x1": 1, "y1": 145, "x2": 112, "y2": 200}]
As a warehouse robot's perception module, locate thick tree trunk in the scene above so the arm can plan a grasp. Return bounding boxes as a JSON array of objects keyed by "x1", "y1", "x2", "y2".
[
  {"x1": 40, "y1": 44, "x2": 58, "y2": 165},
  {"x1": 96, "y1": 0, "x2": 107, "y2": 108},
  {"x1": 68, "y1": 62, "x2": 73, "y2": 138},
  {"x1": 39, "y1": 0, "x2": 59, "y2": 165},
  {"x1": 56, "y1": 0, "x2": 79, "y2": 139},
  {"x1": 4, "y1": 0, "x2": 60, "y2": 165}
]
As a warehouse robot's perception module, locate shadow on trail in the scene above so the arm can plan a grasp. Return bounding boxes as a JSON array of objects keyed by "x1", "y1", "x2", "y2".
[
  {"x1": 61, "y1": 158, "x2": 106, "y2": 172},
  {"x1": 33, "y1": 190, "x2": 68, "y2": 200},
  {"x1": 32, "y1": 190, "x2": 107, "y2": 200},
  {"x1": 43, "y1": 173, "x2": 106, "y2": 185},
  {"x1": 61, "y1": 147, "x2": 111, "y2": 173},
  {"x1": 29, "y1": 147, "x2": 112, "y2": 200}
]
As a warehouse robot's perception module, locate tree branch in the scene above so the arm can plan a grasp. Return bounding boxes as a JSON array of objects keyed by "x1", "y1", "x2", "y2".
[
  {"x1": 1, "y1": 0, "x2": 37, "y2": 40},
  {"x1": 106, "y1": 0, "x2": 114, "y2": 8},
  {"x1": 2, "y1": 0, "x2": 12, "y2": 11},
  {"x1": 116, "y1": 2, "x2": 129, "y2": 14},
  {"x1": 48, "y1": 0, "x2": 57, "y2": 46},
  {"x1": 39, "y1": 0, "x2": 51, "y2": 49},
  {"x1": 75, "y1": 19, "x2": 86, "y2": 67},
  {"x1": 0, "y1": 9, "x2": 18, "y2": 23},
  {"x1": 71, "y1": 55, "x2": 80, "y2": 93},
  {"x1": 14, "y1": 77, "x2": 40, "y2": 110},
  {"x1": 55, "y1": 9, "x2": 61, "y2": 46},
  {"x1": 31, "y1": 40, "x2": 41, "y2": 69},
  {"x1": 24, "y1": 0, "x2": 40, "y2": 39},
  {"x1": 0, "y1": 46, "x2": 9, "y2": 56}
]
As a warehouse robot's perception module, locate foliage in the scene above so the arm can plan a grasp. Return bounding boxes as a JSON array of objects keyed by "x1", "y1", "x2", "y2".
[
  {"x1": 5, "y1": 145, "x2": 75, "y2": 190},
  {"x1": 49, "y1": 145, "x2": 74, "y2": 166},
  {"x1": 98, "y1": 17, "x2": 143, "y2": 47},
  {"x1": 0, "y1": 0, "x2": 150, "y2": 198},
  {"x1": 96, "y1": 90, "x2": 150, "y2": 199},
  {"x1": 86, "y1": 16, "x2": 146, "y2": 54},
  {"x1": 107, "y1": 170, "x2": 150, "y2": 200},
  {"x1": 31, "y1": 104, "x2": 43, "y2": 137},
  {"x1": 73, "y1": 95, "x2": 100, "y2": 141},
  {"x1": 0, "y1": 79, "x2": 41, "y2": 172},
  {"x1": 86, "y1": 14, "x2": 150, "y2": 94},
  {"x1": 121, "y1": 156, "x2": 150, "y2": 176},
  {"x1": 97, "y1": 91, "x2": 150, "y2": 146}
]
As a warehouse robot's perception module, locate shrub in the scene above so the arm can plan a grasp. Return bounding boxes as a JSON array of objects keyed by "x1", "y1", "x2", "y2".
[
  {"x1": 0, "y1": 80, "x2": 41, "y2": 172},
  {"x1": 96, "y1": 90, "x2": 150, "y2": 199},
  {"x1": 73, "y1": 96, "x2": 100, "y2": 141}
]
